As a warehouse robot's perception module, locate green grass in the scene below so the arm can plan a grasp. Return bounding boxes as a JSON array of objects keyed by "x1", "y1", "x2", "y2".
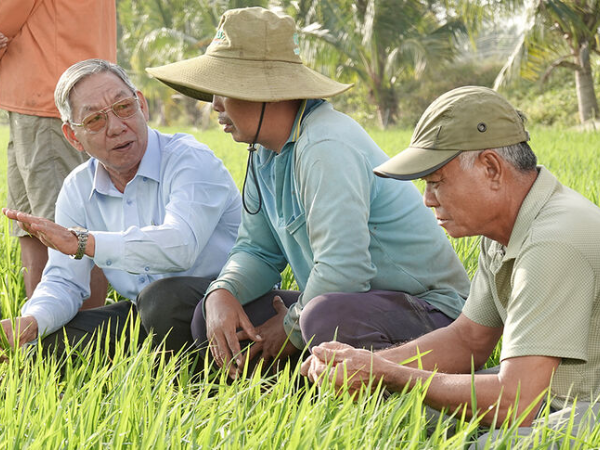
[{"x1": 0, "y1": 124, "x2": 599, "y2": 448}]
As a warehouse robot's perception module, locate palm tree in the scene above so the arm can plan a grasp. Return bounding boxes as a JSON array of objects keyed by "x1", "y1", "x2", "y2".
[
  {"x1": 495, "y1": 0, "x2": 600, "y2": 124},
  {"x1": 282, "y1": 0, "x2": 467, "y2": 129},
  {"x1": 117, "y1": 0, "x2": 268, "y2": 125}
]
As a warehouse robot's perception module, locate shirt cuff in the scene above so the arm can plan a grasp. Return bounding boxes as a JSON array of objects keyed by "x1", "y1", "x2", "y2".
[
  {"x1": 92, "y1": 231, "x2": 125, "y2": 269},
  {"x1": 283, "y1": 311, "x2": 304, "y2": 349}
]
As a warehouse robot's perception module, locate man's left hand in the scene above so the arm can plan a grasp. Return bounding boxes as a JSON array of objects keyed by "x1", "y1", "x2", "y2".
[{"x1": 237, "y1": 296, "x2": 299, "y2": 371}]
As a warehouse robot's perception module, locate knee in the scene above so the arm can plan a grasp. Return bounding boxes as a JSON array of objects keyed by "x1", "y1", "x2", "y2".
[
  {"x1": 300, "y1": 293, "x2": 347, "y2": 348},
  {"x1": 190, "y1": 299, "x2": 208, "y2": 346},
  {"x1": 137, "y1": 278, "x2": 177, "y2": 325}
]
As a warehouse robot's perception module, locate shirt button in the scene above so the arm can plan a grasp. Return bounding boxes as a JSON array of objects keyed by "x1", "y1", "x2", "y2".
[
  {"x1": 139, "y1": 276, "x2": 145, "y2": 283},
  {"x1": 106, "y1": 261, "x2": 112, "y2": 266},
  {"x1": 127, "y1": 200, "x2": 133, "y2": 205},
  {"x1": 144, "y1": 267, "x2": 150, "y2": 272},
  {"x1": 143, "y1": 177, "x2": 148, "y2": 182}
]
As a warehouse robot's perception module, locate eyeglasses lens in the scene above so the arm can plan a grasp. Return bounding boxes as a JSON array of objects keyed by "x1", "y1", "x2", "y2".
[{"x1": 82, "y1": 98, "x2": 139, "y2": 132}]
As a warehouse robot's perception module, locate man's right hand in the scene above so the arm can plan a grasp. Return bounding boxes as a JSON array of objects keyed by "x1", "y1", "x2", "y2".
[
  {"x1": 204, "y1": 289, "x2": 262, "y2": 377},
  {"x1": 0, "y1": 316, "x2": 38, "y2": 361}
]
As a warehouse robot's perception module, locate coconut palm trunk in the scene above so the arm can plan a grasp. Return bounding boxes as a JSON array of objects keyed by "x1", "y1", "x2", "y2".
[{"x1": 575, "y1": 42, "x2": 600, "y2": 123}]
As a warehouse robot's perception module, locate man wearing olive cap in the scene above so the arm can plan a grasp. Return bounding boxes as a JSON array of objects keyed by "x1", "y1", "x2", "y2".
[
  {"x1": 146, "y1": 7, "x2": 470, "y2": 377},
  {"x1": 303, "y1": 86, "x2": 600, "y2": 443}
]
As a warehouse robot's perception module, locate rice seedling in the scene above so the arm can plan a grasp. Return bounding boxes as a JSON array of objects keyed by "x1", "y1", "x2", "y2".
[{"x1": 0, "y1": 125, "x2": 598, "y2": 448}]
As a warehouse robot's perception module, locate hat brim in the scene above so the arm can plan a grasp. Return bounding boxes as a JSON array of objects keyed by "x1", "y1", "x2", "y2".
[
  {"x1": 146, "y1": 54, "x2": 353, "y2": 102},
  {"x1": 374, "y1": 147, "x2": 461, "y2": 181}
]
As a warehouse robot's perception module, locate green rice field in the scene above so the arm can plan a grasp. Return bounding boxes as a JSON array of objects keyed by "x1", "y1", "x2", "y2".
[{"x1": 0, "y1": 124, "x2": 599, "y2": 448}]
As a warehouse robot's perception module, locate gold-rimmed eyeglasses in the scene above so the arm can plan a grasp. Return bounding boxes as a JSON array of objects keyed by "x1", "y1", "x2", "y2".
[{"x1": 70, "y1": 96, "x2": 140, "y2": 133}]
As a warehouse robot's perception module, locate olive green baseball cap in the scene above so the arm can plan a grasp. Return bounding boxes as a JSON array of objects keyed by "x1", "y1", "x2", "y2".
[{"x1": 374, "y1": 86, "x2": 530, "y2": 180}]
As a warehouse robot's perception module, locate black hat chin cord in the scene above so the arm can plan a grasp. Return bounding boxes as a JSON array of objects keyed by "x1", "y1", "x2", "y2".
[{"x1": 242, "y1": 102, "x2": 267, "y2": 215}]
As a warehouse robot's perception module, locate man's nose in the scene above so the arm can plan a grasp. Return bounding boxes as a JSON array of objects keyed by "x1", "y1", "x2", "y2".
[
  {"x1": 423, "y1": 185, "x2": 439, "y2": 208},
  {"x1": 212, "y1": 96, "x2": 224, "y2": 112},
  {"x1": 105, "y1": 109, "x2": 128, "y2": 135}
]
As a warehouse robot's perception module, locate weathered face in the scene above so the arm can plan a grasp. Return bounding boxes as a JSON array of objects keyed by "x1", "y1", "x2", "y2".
[
  {"x1": 63, "y1": 72, "x2": 149, "y2": 188},
  {"x1": 212, "y1": 95, "x2": 265, "y2": 144},
  {"x1": 421, "y1": 156, "x2": 493, "y2": 239}
]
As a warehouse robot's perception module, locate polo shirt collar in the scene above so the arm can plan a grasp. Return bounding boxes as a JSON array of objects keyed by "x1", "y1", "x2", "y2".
[
  {"x1": 504, "y1": 166, "x2": 559, "y2": 259},
  {"x1": 90, "y1": 126, "x2": 159, "y2": 198}
]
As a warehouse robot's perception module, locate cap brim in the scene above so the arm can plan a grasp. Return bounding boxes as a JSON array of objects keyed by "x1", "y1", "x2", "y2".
[
  {"x1": 146, "y1": 55, "x2": 353, "y2": 102},
  {"x1": 374, "y1": 147, "x2": 461, "y2": 180}
]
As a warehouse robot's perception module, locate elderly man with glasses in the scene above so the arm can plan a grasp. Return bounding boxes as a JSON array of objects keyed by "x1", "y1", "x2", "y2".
[{"x1": 1, "y1": 59, "x2": 242, "y2": 357}]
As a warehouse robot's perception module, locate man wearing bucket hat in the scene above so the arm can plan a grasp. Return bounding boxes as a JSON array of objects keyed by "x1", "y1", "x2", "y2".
[
  {"x1": 146, "y1": 7, "x2": 470, "y2": 376},
  {"x1": 302, "y1": 86, "x2": 600, "y2": 441}
]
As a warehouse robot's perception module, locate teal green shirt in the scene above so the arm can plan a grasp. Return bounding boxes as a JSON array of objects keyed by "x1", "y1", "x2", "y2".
[{"x1": 207, "y1": 100, "x2": 470, "y2": 348}]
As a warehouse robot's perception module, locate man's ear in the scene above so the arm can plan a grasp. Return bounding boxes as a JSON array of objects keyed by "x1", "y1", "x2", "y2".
[
  {"x1": 479, "y1": 149, "x2": 503, "y2": 188},
  {"x1": 137, "y1": 90, "x2": 150, "y2": 122},
  {"x1": 61, "y1": 123, "x2": 86, "y2": 153}
]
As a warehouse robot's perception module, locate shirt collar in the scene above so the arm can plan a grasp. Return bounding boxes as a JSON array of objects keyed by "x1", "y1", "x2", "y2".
[
  {"x1": 90, "y1": 127, "x2": 159, "y2": 198},
  {"x1": 287, "y1": 99, "x2": 322, "y2": 145},
  {"x1": 504, "y1": 166, "x2": 560, "y2": 259},
  {"x1": 256, "y1": 99, "x2": 324, "y2": 165}
]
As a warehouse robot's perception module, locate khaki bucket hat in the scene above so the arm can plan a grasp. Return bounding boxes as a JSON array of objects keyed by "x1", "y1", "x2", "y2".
[
  {"x1": 374, "y1": 86, "x2": 530, "y2": 180},
  {"x1": 146, "y1": 7, "x2": 352, "y2": 102}
]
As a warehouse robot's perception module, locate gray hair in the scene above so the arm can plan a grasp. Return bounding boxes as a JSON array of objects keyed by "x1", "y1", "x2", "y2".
[
  {"x1": 54, "y1": 59, "x2": 138, "y2": 123},
  {"x1": 458, "y1": 141, "x2": 537, "y2": 173}
]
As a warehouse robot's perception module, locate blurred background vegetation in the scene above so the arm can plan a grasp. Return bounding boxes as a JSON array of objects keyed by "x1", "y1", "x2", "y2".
[{"x1": 1, "y1": 0, "x2": 598, "y2": 130}]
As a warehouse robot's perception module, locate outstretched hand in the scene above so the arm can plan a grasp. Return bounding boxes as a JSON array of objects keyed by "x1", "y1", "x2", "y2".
[{"x1": 2, "y1": 208, "x2": 92, "y2": 257}]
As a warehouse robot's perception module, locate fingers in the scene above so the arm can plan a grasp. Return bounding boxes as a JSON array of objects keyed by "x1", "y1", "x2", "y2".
[
  {"x1": 237, "y1": 314, "x2": 262, "y2": 344},
  {"x1": 3, "y1": 209, "x2": 35, "y2": 224},
  {"x1": 223, "y1": 328, "x2": 243, "y2": 366},
  {"x1": 208, "y1": 331, "x2": 233, "y2": 369},
  {"x1": 310, "y1": 341, "x2": 356, "y2": 363},
  {"x1": 245, "y1": 341, "x2": 263, "y2": 364},
  {"x1": 272, "y1": 295, "x2": 288, "y2": 314},
  {"x1": 300, "y1": 355, "x2": 314, "y2": 378}
]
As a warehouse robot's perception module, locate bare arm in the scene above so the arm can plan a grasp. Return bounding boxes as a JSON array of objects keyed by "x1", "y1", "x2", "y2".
[
  {"x1": 376, "y1": 314, "x2": 503, "y2": 373},
  {"x1": 0, "y1": 0, "x2": 37, "y2": 59},
  {"x1": 303, "y1": 341, "x2": 559, "y2": 427}
]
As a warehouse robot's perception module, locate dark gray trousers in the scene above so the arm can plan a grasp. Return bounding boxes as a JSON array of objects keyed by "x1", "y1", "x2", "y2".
[
  {"x1": 190, "y1": 285, "x2": 453, "y2": 351},
  {"x1": 42, "y1": 276, "x2": 214, "y2": 356},
  {"x1": 299, "y1": 289, "x2": 454, "y2": 350}
]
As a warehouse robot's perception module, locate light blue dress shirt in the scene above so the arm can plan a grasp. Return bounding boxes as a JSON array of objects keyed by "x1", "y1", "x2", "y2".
[
  {"x1": 22, "y1": 128, "x2": 241, "y2": 336},
  {"x1": 207, "y1": 101, "x2": 470, "y2": 348}
]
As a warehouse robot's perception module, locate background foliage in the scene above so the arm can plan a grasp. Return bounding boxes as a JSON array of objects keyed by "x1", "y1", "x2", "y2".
[{"x1": 111, "y1": 0, "x2": 600, "y2": 129}]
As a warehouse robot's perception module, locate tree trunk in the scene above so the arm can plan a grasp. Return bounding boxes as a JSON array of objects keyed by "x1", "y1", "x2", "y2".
[
  {"x1": 375, "y1": 86, "x2": 398, "y2": 129},
  {"x1": 575, "y1": 42, "x2": 600, "y2": 123}
]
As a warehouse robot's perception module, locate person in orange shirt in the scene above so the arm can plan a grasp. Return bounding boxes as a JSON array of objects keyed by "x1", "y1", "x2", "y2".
[{"x1": 0, "y1": 0, "x2": 116, "y2": 305}]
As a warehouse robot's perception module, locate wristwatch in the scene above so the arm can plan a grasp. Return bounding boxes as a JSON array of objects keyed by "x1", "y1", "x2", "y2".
[{"x1": 67, "y1": 226, "x2": 89, "y2": 260}]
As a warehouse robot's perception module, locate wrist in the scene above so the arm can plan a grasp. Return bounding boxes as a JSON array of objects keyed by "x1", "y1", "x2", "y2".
[
  {"x1": 85, "y1": 233, "x2": 95, "y2": 257},
  {"x1": 67, "y1": 226, "x2": 89, "y2": 259}
]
